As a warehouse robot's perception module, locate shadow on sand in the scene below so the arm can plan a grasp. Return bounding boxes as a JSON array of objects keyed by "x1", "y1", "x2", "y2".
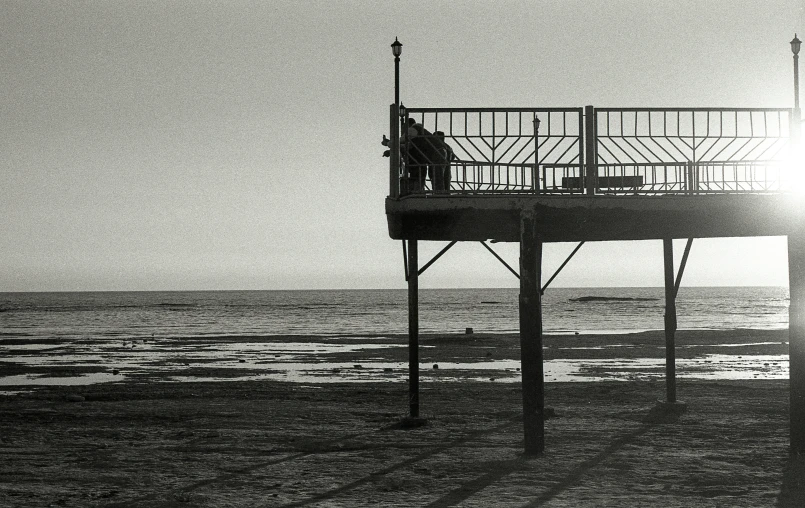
[
  {"x1": 426, "y1": 402, "x2": 684, "y2": 508},
  {"x1": 280, "y1": 417, "x2": 520, "y2": 508},
  {"x1": 111, "y1": 401, "x2": 803, "y2": 508}
]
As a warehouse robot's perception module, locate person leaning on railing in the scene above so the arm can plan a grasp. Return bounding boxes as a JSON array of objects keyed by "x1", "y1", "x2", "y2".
[
  {"x1": 433, "y1": 131, "x2": 455, "y2": 193},
  {"x1": 382, "y1": 119, "x2": 421, "y2": 193},
  {"x1": 381, "y1": 118, "x2": 421, "y2": 156},
  {"x1": 383, "y1": 119, "x2": 450, "y2": 194},
  {"x1": 382, "y1": 118, "x2": 425, "y2": 192}
]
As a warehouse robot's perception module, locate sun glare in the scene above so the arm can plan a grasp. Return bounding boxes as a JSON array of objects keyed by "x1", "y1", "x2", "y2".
[{"x1": 787, "y1": 125, "x2": 805, "y2": 195}]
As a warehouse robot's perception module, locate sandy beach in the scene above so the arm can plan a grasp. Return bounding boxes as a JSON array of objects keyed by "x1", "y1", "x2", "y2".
[{"x1": 1, "y1": 329, "x2": 804, "y2": 506}]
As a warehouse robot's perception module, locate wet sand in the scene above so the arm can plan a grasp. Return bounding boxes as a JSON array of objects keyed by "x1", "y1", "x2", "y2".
[
  {"x1": 0, "y1": 329, "x2": 792, "y2": 388},
  {"x1": 1, "y1": 330, "x2": 804, "y2": 506}
]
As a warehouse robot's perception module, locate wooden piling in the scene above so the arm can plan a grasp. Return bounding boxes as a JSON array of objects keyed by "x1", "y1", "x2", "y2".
[
  {"x1": 663, "y1": 238, "x2": 677, "y2": 403},
  {"x1": 408, "y1": 239, "x2": 419, "y2": 418},
  {"x1": 519, "y1": 211, "x2": 544, "y2": 454},
  {"x1": 788, "y1": 233, "x2": 805, "y2": 452}
]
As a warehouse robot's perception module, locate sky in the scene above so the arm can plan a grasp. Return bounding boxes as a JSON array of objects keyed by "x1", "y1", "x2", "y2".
[{"x1": 1, "y1": 0, "x2": 804, "y2": 292}]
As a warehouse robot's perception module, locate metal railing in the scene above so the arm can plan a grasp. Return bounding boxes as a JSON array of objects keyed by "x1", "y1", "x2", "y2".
[
  {"x1": 388, "y1": 106, "x2": 798, "y2": 197},
  {"x1": 593, "y1": 108, "x2": 795, "y2": 194},
  {"x1": 393, "y1": 107, "x2": 583, "y2": 195}
]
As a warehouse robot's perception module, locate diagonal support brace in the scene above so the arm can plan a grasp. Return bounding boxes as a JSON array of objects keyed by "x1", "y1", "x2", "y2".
[
  {"x1": 674, "y1": 238, "x2": 694, "y2": 298},
  {"x1": 402, "y1": 240, "x2": 409, "y2": 281},
  {"x1": 416, "y1": 241, "x2": 458, "y2": 278},
  {"x1": 541, "y1": 241, "x2": 585, "y2": 294},
  {"x1": 480, "y1": 241, "x2": 520, "y2": 280}
]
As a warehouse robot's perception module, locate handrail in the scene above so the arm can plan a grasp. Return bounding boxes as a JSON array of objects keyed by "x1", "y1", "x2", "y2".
[
  {"x1": 408, "y1": 107, "x2": 579, "y2": 113},
  {"x1": 595, "y1": 107, "x2": 792, "y2": 112}
]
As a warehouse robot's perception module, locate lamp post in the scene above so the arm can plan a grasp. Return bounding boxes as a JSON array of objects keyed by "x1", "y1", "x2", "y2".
[
  {"x1": 389, "y1": 38, "x2": 403, "y2": 198},
  {"x1": 392, "y1": 37, "x2": 402, "y2": 108},
  {"x1": 792, "y1": 34, "x2": 802, "y2": 150},
  {"x1": 793, "y1": 34, "x2": 801, "y2": 109}
]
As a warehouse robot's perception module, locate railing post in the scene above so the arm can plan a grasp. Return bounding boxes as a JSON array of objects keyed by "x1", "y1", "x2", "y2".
[
  {"x1": 584, "y1": 105, "x2": 597, "y2": 195},
  {"x1": 390, "y1": 104, "x2": 400, "y2": 198},
  {"x1": 577, "y1": 109, "x2": 585, "y2": 195},
  {"x1": 686, "y1": 160, "x2": 694, "y2": 195},
  {"x1": 533, "y1": 114, "x2": 541, "y2": 194}
]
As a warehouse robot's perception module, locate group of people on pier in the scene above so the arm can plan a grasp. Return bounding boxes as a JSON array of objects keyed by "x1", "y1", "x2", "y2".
[{"x1": 383, "y1": 118, "x2": 455, "y2": 194}]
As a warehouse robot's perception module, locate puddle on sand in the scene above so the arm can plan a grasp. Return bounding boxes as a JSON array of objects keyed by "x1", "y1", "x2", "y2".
[
  {"x1": 0, "y1": 373, "x2": 124, "y2": 387},
  {"x1": 0, "y1": 339, "x2": 792, "y2": 389},
  {"x1": 137, "y1": 355, "x2": 791, "y2": 385},
  {"x1": 3, "y1": 342, "x2": 399, "y2": 368},
  {"x1": 0, "y1": 344, "x2": 66, "y2": 351}
]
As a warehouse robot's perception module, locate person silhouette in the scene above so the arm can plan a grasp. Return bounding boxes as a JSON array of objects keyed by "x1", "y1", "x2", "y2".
[
  {"x1": 433, "y1": 131, "x2": 455, "y2": 193},
  {"x1": 382, "y1": 119, "x2": 448, "y2": 194}
]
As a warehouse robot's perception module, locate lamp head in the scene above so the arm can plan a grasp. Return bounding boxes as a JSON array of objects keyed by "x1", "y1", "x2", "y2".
[
  {"x1": 391, "y1": 37, "x2": 402, "y2": 58},
  {"x1": 399, "y1": 103, "x2": 406, "y2": 118},
  {"x1": 792, "y1": 34, "x2": 802, "y2": 56}
]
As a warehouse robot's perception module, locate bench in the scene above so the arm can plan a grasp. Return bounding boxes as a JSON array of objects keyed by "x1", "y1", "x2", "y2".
[{"x1": 561, "y1": 175, "x2": 644, "y2": 189}]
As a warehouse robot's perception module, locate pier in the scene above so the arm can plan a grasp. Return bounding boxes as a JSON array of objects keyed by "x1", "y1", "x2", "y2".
[{"x1": 385, "y1": 39, "x2": 805, "y2": 454}]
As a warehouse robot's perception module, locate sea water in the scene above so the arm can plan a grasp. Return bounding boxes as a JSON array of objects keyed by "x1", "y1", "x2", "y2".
[
  {"x1": 0, "y1": 287, "x2": 791, "y2": 388},
  {"x1": 0, "y1": 286, "x2": 789, "y2": 342}
]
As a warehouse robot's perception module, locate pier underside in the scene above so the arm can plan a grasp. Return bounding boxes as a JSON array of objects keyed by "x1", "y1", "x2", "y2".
[
  {"x1": 388, "y1": 192, "x2": 805, "y2": 455},
  {"x1": 386, "y1": 194, "x2": 805, "y2": 243}
]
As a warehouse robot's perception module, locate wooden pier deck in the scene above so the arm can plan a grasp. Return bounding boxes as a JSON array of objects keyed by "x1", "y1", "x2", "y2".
[{"x1": 387, "y1": 193, "x2": 803, "y2": 242}]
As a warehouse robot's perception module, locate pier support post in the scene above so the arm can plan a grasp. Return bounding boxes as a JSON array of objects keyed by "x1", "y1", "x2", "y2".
[
  {"x1": 584, "y1": 105, "x2": 597, "y2": 195},
  {"x1": 788, "y1": 234, "x2": 805, "y2": 452},
  {"x1": 519, "y1": 211, "x2": 544, "y2": 454},
  {"x1": 663, "y1": 239, "x2": 677, "y2": 403},
  {"x1": 408, "y1": 239, "x2": 420, "y2": 418}
]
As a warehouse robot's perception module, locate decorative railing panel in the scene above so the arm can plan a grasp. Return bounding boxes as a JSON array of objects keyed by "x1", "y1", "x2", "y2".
[
  {"x1": 388, "y1": 106, "x2": 797, "y2": 196},
  {"x1": 594, "y1": 108, "x2": 794, "y2": 194},
  {"x1": 399, "y1": 108, "x2": 583, "y2": 194}
]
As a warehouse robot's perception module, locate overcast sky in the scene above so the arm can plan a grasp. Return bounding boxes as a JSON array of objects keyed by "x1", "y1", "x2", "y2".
[{"x1": 2, "y1": 0, "x2": 804, "y2": 291}]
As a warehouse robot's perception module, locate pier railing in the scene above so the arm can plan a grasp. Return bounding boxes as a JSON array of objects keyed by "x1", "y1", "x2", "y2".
[
  {"x1": 388, "y1": 106, "x2": 798, "y2": 197},
  {"x1": 593, "y1": 108, "x2": 794, "y2": 194},
  {"x1": 395, "y1": 107, "x2": 584, "y2": 195}
]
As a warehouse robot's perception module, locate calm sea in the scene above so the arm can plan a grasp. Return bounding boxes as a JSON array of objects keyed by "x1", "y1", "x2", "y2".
[{"x1": 0, "y1": 287, "x2": 789, "y2": 342}]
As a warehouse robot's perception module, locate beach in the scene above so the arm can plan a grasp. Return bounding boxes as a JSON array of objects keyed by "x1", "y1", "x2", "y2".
[{"x1": 2, "y1": 329, "x2": 804, "y2": 507}]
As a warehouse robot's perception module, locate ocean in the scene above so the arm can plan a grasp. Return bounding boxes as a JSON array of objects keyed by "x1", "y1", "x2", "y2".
[{"x1": 0, "y1": 286, "x2": 790, "y2": 342}]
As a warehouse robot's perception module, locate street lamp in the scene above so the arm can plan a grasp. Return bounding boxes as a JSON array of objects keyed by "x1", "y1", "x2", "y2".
[
  {"x1": 390, "y1": 38, "x2": 404, "y2": 199},
  {"x1": 793, "y1": 34, "x2": 801, "y2": 110},
  {"x1": 791, "y1": 34, "x2": 802, "y2": 145},
  {"x1": 392, "y1": 37, "x2": 402, "y2": 107},
  {"x1": 793, "y1": 34, "x2": 801, "y2": 108}
]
